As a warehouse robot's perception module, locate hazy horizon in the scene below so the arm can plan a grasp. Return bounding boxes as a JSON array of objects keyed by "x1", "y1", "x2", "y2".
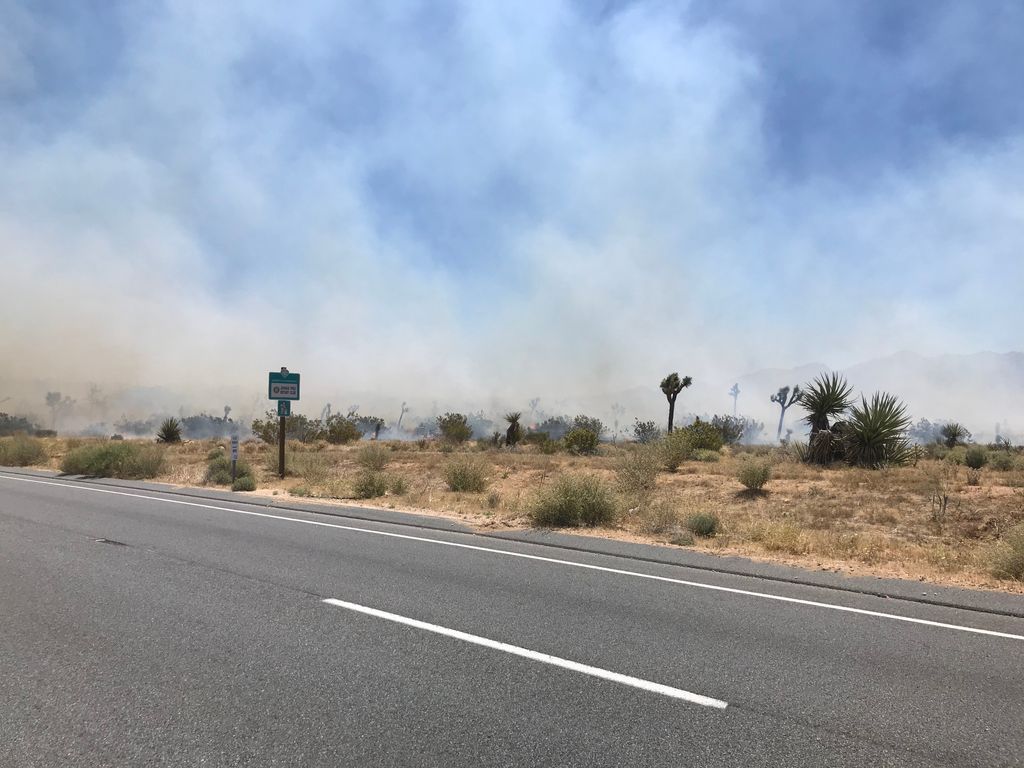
[{"x1": 2, "y1": 2, "x2": 1022, "y2": 437}]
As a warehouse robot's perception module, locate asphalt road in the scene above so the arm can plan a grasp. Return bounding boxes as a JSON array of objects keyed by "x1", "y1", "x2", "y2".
[{"x1": 1, "y1": 471, "x2": 1022, "y2": 767}]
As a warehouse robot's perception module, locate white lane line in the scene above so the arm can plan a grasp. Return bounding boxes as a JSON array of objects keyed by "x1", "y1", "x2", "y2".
[
  {"x1": 3, "y1": 472, "x2": 1023, "y2": 642},
  {"x1": 322, "y1": 597, "x2": 728, "y2": 709}
]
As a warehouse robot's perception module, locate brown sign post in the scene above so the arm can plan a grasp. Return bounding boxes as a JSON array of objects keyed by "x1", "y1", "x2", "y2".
[{"x1": 268, "y1": 368, "x2": 300, "y2": 479}]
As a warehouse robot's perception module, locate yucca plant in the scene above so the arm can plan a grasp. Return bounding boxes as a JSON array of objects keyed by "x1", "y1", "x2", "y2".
[
  {"x1": 504, "y1": 412, "x2": 523, "y2": 448},
  {"x1": 800, "y1": 373, "x2": 854, "y2": 465},
  {"x1": 156, "y1": 417, "x2": 182, "y2": 443},
  {"x1": 940, "y1": 422, "x2": 971, "y2": 448},
  {"x1": 800, "y1": 373, "x2": 854, "y2": 433},
  {"x1": 842, "y1": 392, "x2": 913, "y2": 468}
]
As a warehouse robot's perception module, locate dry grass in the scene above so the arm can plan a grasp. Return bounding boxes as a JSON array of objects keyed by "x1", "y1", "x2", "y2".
[{"x1": 12, "y1": 437, "x2": 1024, "y2": 592}]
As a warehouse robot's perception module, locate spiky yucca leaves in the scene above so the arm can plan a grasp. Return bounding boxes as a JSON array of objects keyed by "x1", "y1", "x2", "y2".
[
  {"x1": 504, "y1": 412, "x2": 523, "y2": 448},
  {"x1": 799, "y1": 373, "x2": 854, "y2": 433},
  {"x1": 940, "y1": 422, "x2": 971, "y2": 448},
  {"x1": 842, "y1": 392, "x2": 913, "y2": 468},
  {"x1": 156, "y1": 417, "x2": 182, "y2": 443}
]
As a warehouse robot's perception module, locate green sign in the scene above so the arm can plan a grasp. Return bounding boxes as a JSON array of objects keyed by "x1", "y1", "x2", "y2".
[
  {"x1": 268, "y1": 370, "x2": 300, "y2": 400},
  {"x1": 277, "y1": 400, "x2": 291, "y2": 417}
]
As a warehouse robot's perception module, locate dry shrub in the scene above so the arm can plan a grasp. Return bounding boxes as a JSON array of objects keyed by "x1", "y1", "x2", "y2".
[
  {"x1": 685, "y1": 512, "x2": 720, "y2": 537},
  {"x1": 292, "y1": 452, "x2": 331, "y2": 486},
  {"x1": 991, "y1": 524, "x2": 1024, "y2": 580},
  {"x1": 530, "y1": 474, "x2": 616, "y2": 527},
  {"x1": 736, "y1": 458, "x2": 772, "y2": 492},
  {"x1": 753, "y1": 522, "x2": 809, "y2": 555},
  {"x1": 62, "y1": 442, "x2": 164, "y2": 479},
  {"x1": 633, "y1": 499, "x2": 681, "y2": 535},
  {"x1": 356, "y1": 443, "x2": 390, "y2": 472},
  {"x1": 0, "y1": 434, "x2": 47, "y2": 466},
  {"x1": 443, "y1": 456, "x2": 489, "y2": 492},
  {"x1": 616, "y1": 447, "x2": 659, "y2": 497},
  {"x1": 353, "y1": 470, "x2": 389, "y2": 499},
  {"x1": 659, "y1": 430, "x2": 692, "y2": 471}
]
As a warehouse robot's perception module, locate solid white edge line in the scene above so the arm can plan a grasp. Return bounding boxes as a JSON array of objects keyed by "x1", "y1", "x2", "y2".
[
  {"x1": 321, "y1": 598, "x2": 728, "y2": 709},
  {"x1": 2, "y1": 472, "x2": 1023, "y2": 642}
]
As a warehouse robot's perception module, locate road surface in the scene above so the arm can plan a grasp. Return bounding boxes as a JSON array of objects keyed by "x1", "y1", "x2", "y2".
[{"x1": 1, "y1": 470, "x2": 1022, "y2": 766}]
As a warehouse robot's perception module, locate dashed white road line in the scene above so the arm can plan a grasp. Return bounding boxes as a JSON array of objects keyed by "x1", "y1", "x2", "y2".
[
  {"x1": 2, "y1": 472, "x2": 1023, "y2": 642},
  {"x1": 322, "y1": 597, "x2": 728, "y2": 708}
]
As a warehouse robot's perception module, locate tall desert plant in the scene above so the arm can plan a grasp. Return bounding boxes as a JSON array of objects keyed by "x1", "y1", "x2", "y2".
[
  {"x1": 504, "y1": 412, "x2": 523, "y2": 448},
  {"x1": 156, "y1": 417, "x2": 183, "y2": 443},
  {"x1": 770, "y1": 385, "x2": 801, "y2": 442},
  {"x1": 660, "y1": 372, "x2": 692, "y2": 433},
  {"x1": 940, "y1": 422, "x2": 971, "y2": 448},
  {"x1": 800, "y1": 373, "x2": 853, "y2": 465},
  {"x1": 842, "y1": 392, "x2": 913, "y2": 468}
]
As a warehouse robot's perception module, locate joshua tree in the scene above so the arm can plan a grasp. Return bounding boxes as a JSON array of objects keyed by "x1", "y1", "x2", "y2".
[
  {"x1": 770, "y1": 385, "x2": 802, "y2": 442},
  {"x1": 659, "y1": 372, "x2": 692, "y2": 433},
  {"x1": 45, "y1": 391, "x2": 74, "y2": 430},
  {"x1": 729, "y1": 383, "x2": 740, "y2": 416},
  {"x1": 611, "y1": 402, "x2": 625, "y2": 442},
  {"x1": 395, "y1": 401, "x2": 409, "y2": 432},
  {"x1": 528, "y1": 398, "x2": 540, "y2": 423},
  {"x1": 504, "y1": 412, "x2": 523, "y2": 448}
]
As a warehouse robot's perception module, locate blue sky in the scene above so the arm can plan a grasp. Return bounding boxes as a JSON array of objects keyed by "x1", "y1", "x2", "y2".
[{"x1": 1, "y1": 0, "x2": 1022, "y2": 408}]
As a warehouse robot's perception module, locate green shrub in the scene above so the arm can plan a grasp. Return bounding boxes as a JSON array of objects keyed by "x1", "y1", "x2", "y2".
[
  {"x1": 356, "y1": 443, "x2": 390, "y2": 471},
  {"x1": 572, "y1": 415, "x2": 606, "y2": 439},
  {"x1": 437, "y1": 412, "x2": 473, "y2": 444},
  {"x1": 251, "y1": 412, "x2": 326, "y2": 444},
  {"x1": 632, "y1": 419, "x2": 662, "y2": 444},
  {"x1": 564, "y1": 427, "x2": 599, "y2": 456},
  {"x1": 988, "y1": 452, "x2": 1016, "y2": 472},
  {"x1": 61, "y1": 442, "x2": 165, "y2": 479},
  {"x1": 680, "y1": 419, "x2": 724, "y2": 452},
  {"x1": 537, "y1": 437, "x2": 560, "y2": 454},
  {"x1": 616, "y1": 448, "x2": 659, "y2": 496},
  {"x1": 232, "y1": 475, "x2": 256, "y2": 492},
  {"x1": 0, "y1": 434, "x2": 48, "y2": 466},
  {"x1": 944, "y1": 446, "x2": 967, "y2": 466},
  {"x1": 693, "y1": 449, "x2": 720, "y2": 463},
  {"x1": 444, "y1": 457, "x2": 489, "y2": 492},
  {"x1": 353, "y1": 469, "x2": 389, "y2": 499},
  {"x1": 523, "y1": 431, "x2": 551, "y2": 446},
  {"x1": 964, "y1": 446, "x2": 988, "y2": 470},
  {"x1": 325, "y1": 414, "x2": 362, "y2": 445},
  {"x1": 737, "y1": 458, "x2": 772, "y2": 492},
  {"x1": 0, "y1": 413, "x2": 37, "y2": 436},
  {"x1": 204, "y1": 454, "x2": 255, "y2": 486},
  {"x1": 990, "y1": 524, "x2": 1024, "y2": 580},
  {"x1": 530, "y1": 474, "x2": 616, "y2": 527},
  {"x1": 686, "y1": 512, "x2": 720, "y2": 537},
  {"x1": 659, "y1": 430, "x2": 692, "y2": 471}
]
